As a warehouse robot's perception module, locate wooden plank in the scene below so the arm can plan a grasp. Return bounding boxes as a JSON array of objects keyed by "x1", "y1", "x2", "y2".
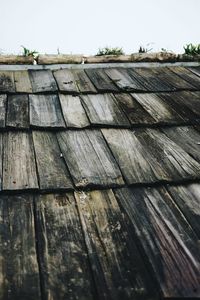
[
  {"x1": 115, "y1": 187, "x2": 200, "y2": 298},
  {"x1": 14, "y1": 71, "x2": 32, "y2": 93},
  {"x1": 59, "y1": 94, "x2": 90, "y2": 128},
  {"x1": 134, "y1": 128, "x2": 200, "y2": 182},
  {"x1": 101, "y1": 129, "x2": 158, "y2": 184},
  {"x1": 33, "y1": 131, "x2": 73, "y2": 190},
  {"x1": 169, "y1": 66, "x2": 200, "y2": 89},
  {"x1": 167, "y1": 183, "x2": 200, "y2": 239},
  {"x1": 75, "y1": 189, "x2": 157, "y2": 300},
  {"x1": 53, "y1": 69, "x2": 78, "y2": 93},
  {"x1": 132, "y1": 93, "x2": 185, "y2": 124},
  {"x1": 0, "y1": 194, "x2": 41, "y2": 300},
  {"x1": 105, "y1": 68, "x2": 146, "y2": 91},
  {"x1": 85, "y1": 68, "x2": 119, "y2": 92},
  {"x1": 0, "y1": 71, "x2": 15, "y2": 92},
  {"x1": 0, "y1": 95, "x2": 7, "y2": 128},
  {"x1": 188, "y1": 66, "x2": 200, "y2": 77},
  {"x1": 3, "y1": 132, "x2": 39, "y2": 190},
  {"x1": 29, "y1": 70, "x2": 57, "y2": 93},
  {"x1": 0, "y1": 134, "x2": 2, "y2": 190},
  {"x1": 29, "y1": 94, "x2": 65, "y2": 128},
  {"x1": 72, "y1": 69, "x2": 97, "y2": 93},
  {"x1": 57, "y1": 130, "x2": 124, "y2": 188},
  {"x1": 35, "y1": 193, "x2": 95, "y2": 300},
  {"x1": 81, "y1": 94, "x2": 130, "y2": 127},
  {"x1": 6, "y1": 94, "x2": 29, "y2": 128},
  {"x1": 114, "y1": 93, "x2": 156, "y2": 125}
]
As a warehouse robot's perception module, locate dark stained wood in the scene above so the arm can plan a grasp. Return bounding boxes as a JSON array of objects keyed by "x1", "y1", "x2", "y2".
[
  {"x1": 134, "y1": 128, "x2": 200, "y2": 182},
  {"x1": 167, "y1": 183, "x2": 200, "y2": 239},
  {"x1": 188, "y1": 66, "x2": 200, "y2": 77},
  {"x1": 132, "y1": 93, "x2": 185, "y2": 124},
  {"x1": 29, "y1": 94, "x2": 65, "y2": 128},
  {"x1": 0, "y1": 71, "x2": 15, "y2": 92},
  {"x1": 6, "y1": 94, "x2": 29, "y2": 128},
  {"x1": 114, "y1": 93, "x2": 155, "y2": 125},
  {"x1": 29, "y1": 70, "x2": 57, "y2": 93},
  {"x1": 35, "y1": 193, "x2": 95, "y2": 300},
  {"x1": 75, "y1": 189, "x2": 157, "y2": 300},
  {"x1": 105, "y1": 68, "x2": 146, "y2": 91},
  {"x1": 101, "y1": 129, "x2": 158, "y2": 184},
  {"x1": 72, "y1": 69, "x2": 97, "y2": 94},
  {"x1": 0, "y1": 194, "x2": 41, "y2": 300},
  {"x1": 0, "y1": 134, "x2": 2, "y2": 189},
  {"x1": 3, "y1": 132, "x2": 39, "y2": 190},
  {"x1": 169, "y1": 66, "x2": 200, "y2": 89},
  {"x1": 0, "y1": 94, "x2": 7, "y2": 128},
  {"x1": 85, "y1": 68, "x2": 119, "y2": 92},
  {"x1": 59, "y1": 94, "x2": 90, "y2": 128},
  {"x1": 81, "y1": 94, "x2": 130, "y2": 127},
  {"x1": 14, "y1": 71, "x2": 32, "y2": 93},
  {"x1": 115, "y1": 187, "x2": 200, "y2": 298},
  {"x1": 33, "y1": 131, "x2": 73, "y2": 190},
  {"x1": 57, "y1": 130, "x2": 124, "y2": 188},
  {"x1": 53, "y1": 69, "x2": 78, "y2": 93}
]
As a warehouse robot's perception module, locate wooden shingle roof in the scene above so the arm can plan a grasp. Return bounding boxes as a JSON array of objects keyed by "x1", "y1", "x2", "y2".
[{"x1": 0, "y1": 64, "x2": 200, "y2": 299}]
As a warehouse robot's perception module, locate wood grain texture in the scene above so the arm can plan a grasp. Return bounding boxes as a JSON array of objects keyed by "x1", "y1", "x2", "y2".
[
  {"x1": 75, "y1": 189, "x2": 157, "y2": 300},
  {"x1": 0, "y1": 71, "x2": 15, "y2": 92},
  {"x1": 0, "y1": 194, "x2": 41, "y2": 300},
  {"x1": 3, "y1": 132, "x2": 38, "y2": 190},
  {"x1": 35, "y1": 193, "x2": 95, "y2": 300},
  {"x1": 29, "y1": 94, "x2": 65, "y2": 128},
  {"x1": 14, "y1": 71, "x2": 32, "y2": 93},
  {"x1": 169, "y1": 66, "x2": 200, "y2": 89},
  {"x1": 101, "y1": 129, "x2": 158, "y2": 184},
  {"x1": 33, "y1": 131, "x2": 73, "y2": 190},
  {"x1": 85, "y1": 68, "x2": 119, "y2": 92},
  {"x1": 0, "y1": 95, "x2": 7, "y2": 128},
  {"x1": 105, "y1": 68, "x2": 145, "y2": 92},
  {"x1": 114, "y1": 93, "x2": 155, "y2": 125},
  {"x1": 59, "y1": 94, "x2": 90, "y2": 128},
  {"x1": 132, "y1": 93, "x2": 185, "y2": 124},
  {"x1": 115, "y1": 187, "x2": 200, "y2": 298},
  {"x1": 0, "y1": 134, "x2": 2, "y2": 190},
  {"x1": 81, "y1": 94, "x2": 130, "y2": 127},
  {"x1": 6, "y1": 94, "x2": 29, "y2": 128},
  {"x1": 53, "y1": 69, "x2": 78, "y2": 93},
  {"x1": 29, "y1": 70, "x2": 57, "y2": 93},
  {"x1": 188, "y1": 66, "x2": 200, "y2": 77},
  {"x1": 57, "y1": 130, "x2": 124, "y2": 188},
  {"x1": 72, "y1": 69, "x2": 97, "y2": 93}
]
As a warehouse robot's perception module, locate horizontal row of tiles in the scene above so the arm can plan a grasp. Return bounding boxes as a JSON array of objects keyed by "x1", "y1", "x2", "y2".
[
  {"x1": 1, "y1": 91, "x2": 200, "y2": 129},
  {"x1": 1, "y1": 126, "x2": 200, "y2": 191},
  {"x1": 0, "y1": 66, "x2": 200, "y2": 94},
  {"x1": 0, "y1": 184, "x2": 199, "y2": 299}
]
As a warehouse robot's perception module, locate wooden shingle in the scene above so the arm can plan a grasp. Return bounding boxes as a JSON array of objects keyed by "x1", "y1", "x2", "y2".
[
  {"x1": 0, "y1": 71, "x2": 15, "y2": 92},
  {"x1": 0, "y1": 94, "x2": 7, "y2": 128},
  {"x1": 29, "y1": 70, "x2": 57, "y2": 93},
  {"x1": 14, "y1": 70, "x2": 32, "y2": 93},
  {"x1": 85, "y1": 68, "x2": 119, "y2": 92},
  {"x1": 6, "y1": 94, "x2": 29, "y2": 128}
]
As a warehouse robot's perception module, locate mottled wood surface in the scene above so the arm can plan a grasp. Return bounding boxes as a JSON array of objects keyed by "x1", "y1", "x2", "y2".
[
  {"x1": 14, "y1": 71, "x2": 32, "y2": 93},
  {"x1": 6, "y1": 94, "x2": 29, "y2": 128},
  {"x1": 0, "y1": 95, "x2": 7, "y2": 128},
  {"x1": 29, "y1": 70, "x2": 57, "y2": 93}
]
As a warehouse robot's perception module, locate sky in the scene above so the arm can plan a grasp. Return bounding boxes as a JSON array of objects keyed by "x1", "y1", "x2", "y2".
[{"x1": 0, "y1": 0, "x2": 199, "y2": 55}]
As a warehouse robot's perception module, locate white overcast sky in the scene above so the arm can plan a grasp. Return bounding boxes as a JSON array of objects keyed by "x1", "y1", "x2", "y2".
[{"x1": 0, "y1": 0, "x2": 199, "y2": 55}]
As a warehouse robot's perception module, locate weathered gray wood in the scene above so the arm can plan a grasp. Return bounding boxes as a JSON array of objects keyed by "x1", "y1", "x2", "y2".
[
  {"x1": 0, "y1": 95, "x2": 7, "y2": 127},
  {"x1": 105, "y1": 68, "x2": 146, "y2": 91},
  {"x1": 114, "y1": 93, "x2": 156, "y2": 125},
  {"x1": 33, "y1": 131, "x2": 73, "y2": 190},
  {"x1": 115, "y1": 187, "x2": 200, "y2": 298},
  {"x1": 6, "y1": 94, "x2": 29, "y2": 128},
  {"x1": 72, "y1": 69, "x2": 97, "y2": 93},
  {"x1": 188, "y1": 66, "x2": 200, "y2": 77},
  {"x1": 35, "y1": 193, "x2": 95, "y2": 300},
  {"x1": 132, "y1": 93, "x2": 185, "y2": 124},
  {"x1": 134, "y1": 128, "x2": 200, "y2": 182},
  {"x1": 0, "y1": 134, "x2": 2, "y2": 189},
  {"x1": 169, "y1": 66, "x2": 200, "y2": 89},
  {"x1": 59, "y1": 94, "x2": 90, "y2": 128},
  {"x1": 75, "y1": 189, "x2": 157, "y2": 300},
  {"x1": 101, "y1": 129, "x2": 158, "y2": 184},
  {"x1": 53, "y1": 69, "x2": 78, "y2": 93},
  {"x1": 3, "y1": 132, "x2": 39, "y2": 190},
  {"x1": 81, "y1": 94, "x2": 130, "y2": 127},
  {"x1": 0, "y1": 71, "x2": 15, "y2": 92},
  {"x1": 14, "y1": 71, "x2": 32, "y2": 93},
  {"x1": 29, "y1": 94, "x2": 65, "y2": 128},
  {"x1": 57, "y1": 130, "x2": 124, "y2": 188},
  {"x1": 85, "y1": 68, "x2": 119, "y2": 92},
  {"x1": 168, "y1": 183, "x2": 200, "y2": 238},
  {"x1": 29, "y1": 70, "x2": 57, "y2": 93},
  {"x1": 0, "y1": 194, "x2": 41, "y2": 300}
]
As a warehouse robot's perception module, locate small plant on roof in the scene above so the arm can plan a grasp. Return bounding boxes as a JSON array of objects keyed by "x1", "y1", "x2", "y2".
[
  {"x1": 184, "y1": 43, "x2": 200, "y2": 56},
  {"x1": 96, "y1": 47, "x2": 124, "y2": 56},
  {"x1": 21, "y1": 46, "x2": 38, "y2": 57},
  {"x1": 138, "y1": 44, "x2": 153, "y2": 53}
]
